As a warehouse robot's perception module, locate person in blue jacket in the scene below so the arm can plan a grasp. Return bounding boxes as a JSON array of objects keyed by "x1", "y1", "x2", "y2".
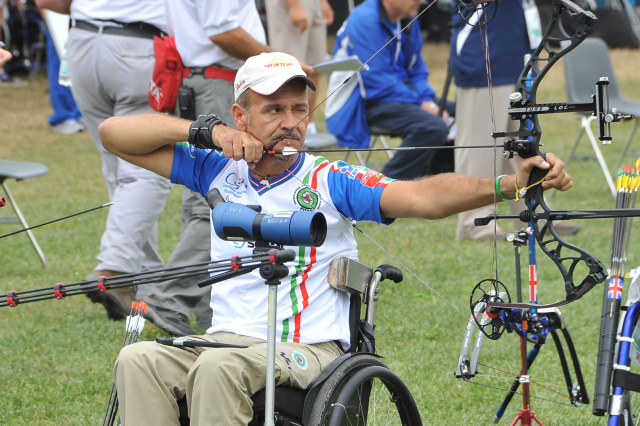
[{"x1": 325, "y1": 0, "x2": 453, "y2": 180}]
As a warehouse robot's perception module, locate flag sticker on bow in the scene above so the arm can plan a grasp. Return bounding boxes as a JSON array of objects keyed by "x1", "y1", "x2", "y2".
[{"x1": 607, "y1": 277, "x2": 624, "y2": 300}]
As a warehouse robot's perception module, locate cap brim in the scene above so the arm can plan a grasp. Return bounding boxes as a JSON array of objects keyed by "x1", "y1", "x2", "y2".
[{"x1": 250, "y1": 75, "x2": 316, "y2": 97}]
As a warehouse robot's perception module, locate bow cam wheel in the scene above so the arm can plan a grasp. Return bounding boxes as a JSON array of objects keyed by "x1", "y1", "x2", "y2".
[{"x1": 469, "y1": 278, "x2": 511, "y2": 340}]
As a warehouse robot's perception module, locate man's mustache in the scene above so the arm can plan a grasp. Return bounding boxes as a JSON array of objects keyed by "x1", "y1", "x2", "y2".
[
  {"x1": 272, "y1": 131, "x2": 301, "y2": 142},
  {"x1": 265, "y1": 130, "x2": 302, "y2": 151}
]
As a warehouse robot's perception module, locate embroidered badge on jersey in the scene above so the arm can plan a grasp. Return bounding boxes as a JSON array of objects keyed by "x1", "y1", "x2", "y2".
[
  {"x1": 222, "y1": 172, "x2": 247, "y2": 199},
  {"x1": 330, "y1": 163, "x2": 394, "y2": 188},
  {"x1": 359, "y1": 169, "x2": 388, "y2": 188},
  {"x1": 292, "y1": 351, "x2": 308, "y2": 371},
  {"x1": 294, "y1": 186, "x2": 321, "y2": 210}
]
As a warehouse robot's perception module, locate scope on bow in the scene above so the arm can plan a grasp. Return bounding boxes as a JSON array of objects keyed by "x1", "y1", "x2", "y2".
[{"x1": 205, "y1": 189, "x2": 327, "y2": 247}]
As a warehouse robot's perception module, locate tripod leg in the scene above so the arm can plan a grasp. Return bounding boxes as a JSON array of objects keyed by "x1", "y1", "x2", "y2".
[{"x1": 494, "y1": 343, "x2": 542, "y2": 423}]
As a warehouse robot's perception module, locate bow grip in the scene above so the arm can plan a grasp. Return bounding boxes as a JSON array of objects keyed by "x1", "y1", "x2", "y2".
[{"x1": 527, "y1": 151, "x2": 548, "y2": 190}]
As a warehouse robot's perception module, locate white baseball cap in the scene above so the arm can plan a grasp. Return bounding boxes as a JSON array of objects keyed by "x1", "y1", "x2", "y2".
[{"x1": 234, "y1": 52, "x2": 316, "y2": 101}]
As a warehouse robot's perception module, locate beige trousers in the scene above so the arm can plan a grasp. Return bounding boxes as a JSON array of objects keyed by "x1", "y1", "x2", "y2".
[
  {"x1": 265, "y1": 0, "x2": 327, "y2": 65},
  {"x1": 454, "y1": 84, "x2": 523, "y2": 239},
  {"x1": 114, "y1": 332, "x2": 344, "y2": 425}
]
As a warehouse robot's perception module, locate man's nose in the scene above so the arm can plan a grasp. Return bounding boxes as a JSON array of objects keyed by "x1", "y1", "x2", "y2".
[{"x1": 280, "y1": 109, "x2": 299, "y2": 129}]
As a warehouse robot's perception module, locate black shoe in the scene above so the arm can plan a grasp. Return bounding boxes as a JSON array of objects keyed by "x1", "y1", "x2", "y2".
[
  {"x1": 145, "y1": 305, "x2": 197, "y2": 336},
  {"x1": 84, "y1": 270, "x2": 132, "y2": 321}
]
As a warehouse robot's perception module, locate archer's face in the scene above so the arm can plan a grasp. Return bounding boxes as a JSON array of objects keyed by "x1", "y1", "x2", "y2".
[{"x1": 236, "y1": 80, "x2": 309, "y2": 157}]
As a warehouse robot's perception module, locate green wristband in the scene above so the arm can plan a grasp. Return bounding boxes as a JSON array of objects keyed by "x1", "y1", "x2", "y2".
[{"x1": 495, "y1": 175, "x2": 509, "y2": 201}]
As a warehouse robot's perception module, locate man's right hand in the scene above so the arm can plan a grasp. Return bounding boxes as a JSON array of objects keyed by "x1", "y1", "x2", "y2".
[
  {"x1": 188, "y1": 115, "x2": 263, "y2": 166},
  {"x1": 421, "y1": 100, "x2": 450, "y2": 122},
  {"x1": 212, "y1": 125, "x2": 264, "y2": 167},
  {"x1": 288, "y1": 2, "x2": 308, "y2": 32},
  {"x1": 0, "y1": 48, "x2": 12, "y2": 68}
]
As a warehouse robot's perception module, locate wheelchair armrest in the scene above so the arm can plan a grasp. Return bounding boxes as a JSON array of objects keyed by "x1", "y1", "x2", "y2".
[
  {"x1": 328, "y1": 258, "x2": 404, "y2": 295},
  {"x1": 375, "y1": 264, "x2": 403, "y2": 283},
  {"x1": 328, "y1": 257, "x2": 373, "y2": 294}
]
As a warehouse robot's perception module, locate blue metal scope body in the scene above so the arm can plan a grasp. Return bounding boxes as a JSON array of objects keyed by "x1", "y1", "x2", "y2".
[{"x1": 211, "y1": 203, "x2": 326, "y2": 247}]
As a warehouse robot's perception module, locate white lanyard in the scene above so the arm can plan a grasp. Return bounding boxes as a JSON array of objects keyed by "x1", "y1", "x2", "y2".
[
  {"x1": 523, "y1": 0, "x2": 542, "y2": 49},
  {"x1": 394, "y1": 21, "x2": 402, "y2": 65},
  {"x1": 456, "y1": 7, "x2": 483, "y2": 56}
]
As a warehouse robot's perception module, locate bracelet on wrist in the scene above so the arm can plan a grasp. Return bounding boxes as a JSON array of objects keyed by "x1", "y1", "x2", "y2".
[{"x1": 495, "y1": 175, "x2": 509, "y2": 201}]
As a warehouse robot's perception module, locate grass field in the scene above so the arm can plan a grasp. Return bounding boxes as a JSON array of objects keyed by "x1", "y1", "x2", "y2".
[{"x1": 1, "y1": 40, "x2": 640, "y2": 425}]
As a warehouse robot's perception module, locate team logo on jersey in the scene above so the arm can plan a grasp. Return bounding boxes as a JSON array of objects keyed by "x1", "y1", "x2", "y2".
[
  {"x1": 222, "y1": 172, "x2": 247, "y2": 198},
  {"x1": 292, "y1": 351, "x2": 308, "y2": 371},
  {"x1": 294, "y1": 186, "x2": 320, "y2": 210},
  {"x1": 360, "y1": 169, "x2": 385, "y2": 187},
  {"x1": 188, "y1": 143, "x2": 199, "y2": 158}
]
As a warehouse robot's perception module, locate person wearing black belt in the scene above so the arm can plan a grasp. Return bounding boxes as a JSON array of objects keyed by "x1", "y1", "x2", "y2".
[
  {"x1": 141, "y1": 0, "x2": 315, "y2": 337},
  {"x1": 35, "y1": 0, "x2": 173, "y2": 319}
]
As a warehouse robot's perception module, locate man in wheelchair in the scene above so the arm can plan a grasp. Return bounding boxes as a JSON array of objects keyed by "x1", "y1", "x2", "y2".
[{"x1": 98, "y1": 52, "x2": 573, "y2": 425}]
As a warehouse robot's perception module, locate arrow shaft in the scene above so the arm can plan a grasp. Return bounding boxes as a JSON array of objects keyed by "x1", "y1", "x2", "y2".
[
  {"x1": 0, "y1": 202, "x2": 114, "y2": 239},
  {"x1": 265, "y1": 144, "x2": 504, "y2": 156}
]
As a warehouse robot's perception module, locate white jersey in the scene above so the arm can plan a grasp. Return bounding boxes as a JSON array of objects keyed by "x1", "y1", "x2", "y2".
[
  {"x1": 172, "y1": 146, "x2": 395, "y2": 349},
  {"x1": 165, "y1": 0, "x2": 266, "y2": 68},
  {"x1": 70, "y1": 0, "x2": 167, "y2": 33}
]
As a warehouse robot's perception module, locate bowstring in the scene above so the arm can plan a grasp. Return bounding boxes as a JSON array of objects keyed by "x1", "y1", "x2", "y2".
[
  {"x1": 260, "y1": 51, "x2": 576, "y2": 417},
  {"x1": 260, "y1": 0, "x2": 512, "y2": 339},
  {"x1": 477, "y1": 2, "x2": 501, "y2": 287},
  {"x1": 264, "y1": 154, "x2": 471, "y2": 323},
  {"x1": 253, "y1": 0, "x2": 575, "y2": 408}
]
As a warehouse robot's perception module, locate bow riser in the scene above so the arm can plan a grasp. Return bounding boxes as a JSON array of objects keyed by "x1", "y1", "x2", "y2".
[{"x1": 498, "y1": 0, "x2": 605, "y2": 308}]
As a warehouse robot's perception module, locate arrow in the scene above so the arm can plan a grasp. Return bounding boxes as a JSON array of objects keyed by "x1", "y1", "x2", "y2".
[
  {"x1": 264, "y1": 144, "x2": 505, "y2": 157},
  {"x1": 0, "y1": 202, "x2": 114, "y2": 239}
]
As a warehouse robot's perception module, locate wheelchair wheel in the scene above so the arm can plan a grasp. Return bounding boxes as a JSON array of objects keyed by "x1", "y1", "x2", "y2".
[{"x1": 307, "y1": 354, "x2": 422, "y2": 425}]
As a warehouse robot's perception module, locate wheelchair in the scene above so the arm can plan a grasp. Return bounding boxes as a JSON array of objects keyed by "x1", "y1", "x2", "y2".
[{"x1": 177, "y1": 257, "x2": 423, "y2": 426}]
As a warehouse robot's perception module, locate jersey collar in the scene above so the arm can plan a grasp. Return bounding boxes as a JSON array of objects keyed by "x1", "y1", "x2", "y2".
[{"x1": 249, "y1": 152, "x2": 306, "y2": 194}]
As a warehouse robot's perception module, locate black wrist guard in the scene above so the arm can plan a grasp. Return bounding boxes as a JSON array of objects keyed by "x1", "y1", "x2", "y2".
[{"x1": 188, "y1": 114, "x2": 226, "y2": 150}]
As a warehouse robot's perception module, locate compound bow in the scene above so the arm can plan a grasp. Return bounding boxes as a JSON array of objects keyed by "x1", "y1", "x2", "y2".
[{"x1": 470, "y1": 0, "x2": 637, "y2": 317}]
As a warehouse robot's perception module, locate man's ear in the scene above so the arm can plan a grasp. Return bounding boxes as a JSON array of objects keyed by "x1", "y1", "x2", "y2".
[{"x1": 232, "y1": 103, "x2": 248, "y2": 131}]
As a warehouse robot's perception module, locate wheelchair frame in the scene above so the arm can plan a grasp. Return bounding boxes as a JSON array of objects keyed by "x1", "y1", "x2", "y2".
[
  {"x1": 249, "y1": 257, "x2": 422, "y2": 425},
  {"x1": 177, "y1": 257, "x2": 423, "y2": 425}
]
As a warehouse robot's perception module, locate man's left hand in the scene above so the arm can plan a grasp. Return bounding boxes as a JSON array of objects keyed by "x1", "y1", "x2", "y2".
[{"x1": 517, "y1": 153, "x2": 573, "y2": 194}]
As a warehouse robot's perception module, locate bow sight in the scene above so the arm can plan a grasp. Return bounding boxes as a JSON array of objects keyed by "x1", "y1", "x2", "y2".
[
  {"x1": 494, "y1": 0, "x2": 632, "y2": 162},
  {"x1": 500, "y1": 78, "x2": 634, "y2": 159}
]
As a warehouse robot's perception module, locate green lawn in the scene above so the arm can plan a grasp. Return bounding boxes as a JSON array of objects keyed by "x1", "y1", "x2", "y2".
[{"x1": 1, "y1": 41, "x2": 640, "y2": 425}]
